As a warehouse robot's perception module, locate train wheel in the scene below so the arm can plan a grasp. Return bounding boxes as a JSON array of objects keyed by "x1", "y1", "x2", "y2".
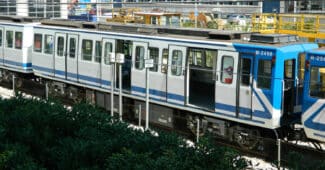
[
  {"x1": 67, "y1": 86, "x2": 79, "y2": 103},
  {"x1": 233, "y1": 126, "x2": 261, "y2": 150}
]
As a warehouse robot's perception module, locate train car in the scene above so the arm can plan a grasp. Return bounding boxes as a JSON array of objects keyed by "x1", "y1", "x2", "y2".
[
  {"x1": 0, "y1": 16, "x2": 38, "y2": 86},
  {"x1": 302, "y1": 48, "x2": 325, "y2": 143},
  {"x1": 29, "y1": 19, "x2": 320, "y2": 149}
]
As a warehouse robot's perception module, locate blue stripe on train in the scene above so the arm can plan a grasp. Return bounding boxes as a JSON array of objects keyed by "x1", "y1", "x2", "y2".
[
  {"x1": 1, "y1": 59, "x2": 32, "y2": 69},
  {"x1": 33, "y1": 65, "x2": 270, "y2": 123}
]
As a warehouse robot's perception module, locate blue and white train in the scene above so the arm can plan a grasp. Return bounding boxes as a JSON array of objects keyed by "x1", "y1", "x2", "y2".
[{"x1": 0, "y1": 16, "x2": 323, "y2": 148}]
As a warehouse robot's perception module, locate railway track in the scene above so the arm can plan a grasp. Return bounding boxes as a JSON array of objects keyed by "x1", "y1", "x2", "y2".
[{"x1": 0, "y1": 80, "x2": 324, "y2": 168}]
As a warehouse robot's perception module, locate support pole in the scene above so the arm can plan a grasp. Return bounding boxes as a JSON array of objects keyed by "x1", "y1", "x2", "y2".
[
  {"x1": 12, "y1": 74, "x2": 15, "y2": 96},
  {"x1": 119, "y1": 63, "x2": 123, "y2": 121},
  {"x1": 145, "y1": 68, "x2": 149, "y2": 130},
  {"x1": 196, "y1": 118, "x2": 200, "y2": 143},
  {"x1": 111, "y1": 63, "x2": 115, "y2": 117},
  {"x1": 277, "y1": 139, "x2": 281, "y2": 169},
  {"x1": 45, "y1": 82, "x2": 49, "y2": 100},
  {"x1": 138, "y1": 104, "x2": 142, "y2": 127}
]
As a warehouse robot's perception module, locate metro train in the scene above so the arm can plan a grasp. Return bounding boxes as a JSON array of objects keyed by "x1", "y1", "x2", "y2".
[{"x1": 0, "y1": 16, "x2": 324, "y2": 149}]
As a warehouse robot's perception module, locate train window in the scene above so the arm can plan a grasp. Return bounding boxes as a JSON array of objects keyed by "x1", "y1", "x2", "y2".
[
  {"x1": 0, "y1": 30, "x2": 2, "y2": 46},
  {"x1": 189, "y1": 49, "x2": 203, "y2": 66},
  {"x1": 95, "y1": 41, "x2": 102, "y2": 63},
  {"x1": 33, "y1": 34, "x2": 42, "y2": 53},
  {"x1": 171, "y1": 50, "x2": 183, "y2": 76},
  {"x1": 284, "y1": 60, "x2": 294, "y2": 79},
  {"x1": 257, "y1": 60, "x2": 272, "y2": 89},
  {"x1": 205, "y1": 50, "x2": 216, "y2": 68},
  {"x1": 309, "y1": 67, "x2": 325, "y2": 99},
  {"x1": 68, "y1": 37, "x2": 76, "y2": 58},
  {"x1": 15, "y1": 32, "x2": 22, "y2": 49},
  {"x1": 240, "y1": 58, "x2": 251, "y2": 86},
  {"x1": 104, "y1": 42, "x2": 112, "y2": 65},
  {"x1": 57, "y1": 36, "x2": 64, "y2": 57},
  {"x1": 149, "y1": 47, "x2": 159, "y2": 72},
  {"x1": 161, "y1": 48, "x2": 168, "y2": 74},
  {"x1": 221, "y1": 56, "x2": 234, "y2": 84},
  {"x1": 82, "y1": 39, "x2": 93, "y2": 61},
  {"x1": 6, "y1": 31, "x2": 13, "y2": 48},
  {"x1": 298, "y1": 53, "x2": 306, "y2": 85},
  {"x1": 135, "y1": 46, "x2": 145, "y2": 70},
  {"x1": 44, "y1": 35, "x2": 53, "y2": 54}
]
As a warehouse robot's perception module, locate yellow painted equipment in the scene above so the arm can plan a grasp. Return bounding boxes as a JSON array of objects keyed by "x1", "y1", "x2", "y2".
[{"x1": 252, "y1": 13, "x2": 325, "y2": 46}]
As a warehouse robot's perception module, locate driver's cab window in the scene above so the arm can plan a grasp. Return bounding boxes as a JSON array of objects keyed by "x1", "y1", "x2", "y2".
[{"x1": 309, "y1": 67, "x2": 325, "y2": 99}]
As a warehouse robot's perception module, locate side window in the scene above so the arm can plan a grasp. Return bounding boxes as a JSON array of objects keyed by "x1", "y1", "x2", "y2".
[
  {"x1": 171, "y1": 50, "x2": 183, "y2": 76},
  {"x1": 149, "y1": 47, "x2": 159, "y2": 72},
  {"x1": 68, "y1": 37, "x2": 76, "y2": 58},
  {"x1": 15, "y1": 31, "x2": 22, "y2": 49},
  {"x1": 44, "y1": 35, "x2": 53, "y2": 54},
  {"x1": 189, "y1": 49, "x2": 203, "y2": 66},
  {"x1": 104, "y1": 42, "x2": 112, "y2": 65},
  {"x1": 82, "y1": 39, "x2": 93, "y2": 61},
  {"x1": 221, "y1": 56, "x2": 234, "y2": 84},
  {"x1": 6, "y1": 31, "x2": 13, "y2": 48},
  {"x1": 135, "y1": 46, "x2": 145, "y2": 70},
  {"x1": 161, "y1": 48, "x2": 168, "y2": 74},
  {"x1": 240, "y1": 58, "x2": 251, "y2": 86},
  {"x1": 257, "y1": 60, "x2": 272, "y2": 89},
  {"x1": 95, "y1": 41, "x2": 102, "y2": 63},
  {"x1": 56, "y1": 36, "x2": 64, "y2": 57},
  {"x1": 0, "y1": 30, "x2": 2, "y2": 47},
  {"x1": 34, "y1": 34, "x2": 42, "y2": 53},
  {"x1": 309, "y1": 67, "x2": 325, "y2": 98}
]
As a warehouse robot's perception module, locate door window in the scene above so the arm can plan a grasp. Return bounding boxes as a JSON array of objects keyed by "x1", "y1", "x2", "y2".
[
  {"x1": 135, "y1": 46, "x2": 145, "y2": 70},
  {"x1": 240, "y1": 58, "x2": 251, "y2": 86},
  {"x1": 161, "y1": 48, "x2": 168, "y2": 74},
  {"x1": 257, "y1": 60, "x2": 272, "y2": 89},
  {"x1": 171, "y1": 50, "x2": 183, "y2": 76},
  {"x1": 95, "y1": 41, "x2": 102, "y2": 63},
  {"x1": 57, "y1": 36, "x2": 64, "y2": 57},
  {"x1": 69, "y1": 37, "x2": 76, "y2": 58},
  {"x1": 149, "y1": 47, "x2": 159, "y2": 72},
  {"x1": 221, "y1": 56, "x2": 234, "y2": 84},
  {"x1": 104, "y1": 42, "x2": 112, "y2": 65}
]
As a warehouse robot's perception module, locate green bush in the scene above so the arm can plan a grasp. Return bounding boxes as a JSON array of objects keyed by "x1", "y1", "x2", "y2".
[
  {"x1": 0, "y1": 96, "x2": 247, "y2": 169},
  {"x1": 285, "y1": 152, "x2": 325, "y2": 170}
]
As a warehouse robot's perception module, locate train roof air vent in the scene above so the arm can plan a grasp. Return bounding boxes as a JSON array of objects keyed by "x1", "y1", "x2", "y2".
[{"x1": 250, "y1": 34, "x2": 298, "y2": 44}]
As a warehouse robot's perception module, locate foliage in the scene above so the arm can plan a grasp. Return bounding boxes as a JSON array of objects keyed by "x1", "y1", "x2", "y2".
[
  {"x1": 285, "y1": 151, "x2": 325, "y2": 170},
  {"x1": 0, "y1": 96, "x2": 247, "y2": 169}
]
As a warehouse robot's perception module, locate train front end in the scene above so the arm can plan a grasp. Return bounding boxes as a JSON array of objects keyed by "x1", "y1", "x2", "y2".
[{"x1": 302, "y1": 48, "x2": 325, "y2": 143}]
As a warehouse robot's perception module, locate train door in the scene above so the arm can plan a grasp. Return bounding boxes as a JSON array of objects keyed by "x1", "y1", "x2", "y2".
[
  {"x1": 215, "y1": 51, "x2": 238, "y2": 117},
  {"x1": 54, "y1": 32, "x2": 67, "y2": 79},
  {"x1": 101, "y1": 38, "x2": 115, "y2": 89},
  {"x1": 283, "y1": 59, "x2": 296, "y2": 114},
  {"x1": 187, "y1": 48, "x2": 216, "y2": 110},
  {"x1": 0, "y1": 27, "x2": 3, "y2": 65},
  {"x1": 131, "y1": 41, "x2": 148, "y2": 97},
  {"x1": 167, "y1": 45, "x2": 187, "y2": 104},
  {"x1": 66, "y1": 34, "x2": 79, "y2": 81},
  {"x1": 116, "y1": 40, "x2": 132, "y2": 91},
  {"x1": 237, "y1": 55, "x2": 253, "y2": 118}
]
